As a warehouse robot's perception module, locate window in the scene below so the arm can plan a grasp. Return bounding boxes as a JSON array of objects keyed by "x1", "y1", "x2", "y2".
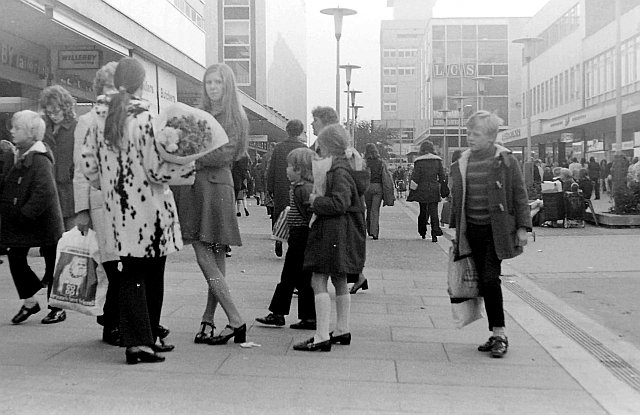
[
  {"x1": 383, "y1": 102, "x2": 397, "y2": 112},
  {"x1": 224, "y1": 21, "x2": 249, "y2": 44},
  {"x1": 432, "y1": 25, "x2": 445, "y2": 40},
  {"x1": 383, "y1": 67, "x2": 397, "y2": 76},
  {"x1": 223, "y1": 1, "x2": 251, "y2": 86},
  {"x1": 398, "y1": 67, "x2": 415, "y2": 76},
  {"x1": 477, "y1": 41, "x2": 508, "y2": 63},
  {"x1": 477, "y1": 25, "x2": 507, "y2": 40},
  {"x1": 462, "y1": 25, "x2": 476, "y2": 39},
  {"x1": 398, "y1": 49, "x2": 417, "y2": 58},
  {"x1": 224, "y1": 0, "x2": 249, "y2": 4},
  {"x1": 383, "y1": 85, "x2": 397, "y2": 94},
  {"x1": 533, "y1": 3, "x2": 580, "y2": 60},
  {"x1": 226, "y1": 61, "x2": 250, "y2": 84},
  {"x1": 170, "y1": 0, "x2": 204, "y2": 30},
  {"x1": 383, "y1": 49, "x2": 396, "y2": 58},
  {"x1": 224, "y1": 7, "x2": 250, "y2": 19}
]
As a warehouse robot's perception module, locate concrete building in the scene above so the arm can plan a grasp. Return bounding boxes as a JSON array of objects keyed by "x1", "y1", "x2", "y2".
[
  {"x1": 497, "y1": 0, "x2": 640, "y2": 165},
  {"x1": 0, "y1": 0, "x2": 304, "y2": 153}
]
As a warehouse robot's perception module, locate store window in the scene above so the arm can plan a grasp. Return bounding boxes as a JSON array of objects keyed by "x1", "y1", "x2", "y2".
[
  {"x1": 432, "y1": 41, "x2": 445, "y2": 64},
  {"x1": 432, "y1": 25, "x2": 446, "y2": 40},
  {"x1": 462, "y1": 25, "x2": 476, "y2": 39},
  {"x1": 446, "y1": 25, "x2": 462, "y2": 40},
  {"x1": 477, "y1": 25, "x2": 507, "y2": 40},
  {"x1": 461, "y1": 41, "x2": 476, "y2": 64},
  {"x1": 477, "y1": 41, "x2": 507, "y2": 63}
]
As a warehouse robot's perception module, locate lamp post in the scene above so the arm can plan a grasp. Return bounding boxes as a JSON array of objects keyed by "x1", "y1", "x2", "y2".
[
  {"x1": 450, "y1": 95, "x2": 467, "y2": 152},
  {"x1": 347, "y1": 89, "x2": 362, "y2": 145},
  {"x1": 352, "y1": 105, "x2": 363, "y2": 150},
  {"x1": 437, "y1": 108, "x2": 452, "y2": 166},
  {"x1": 340, "y1": 63, "x2": 360, "y2": 126},
  {"x1": 321, "y1": 7, "x2": 357, "y2": 121},
  {"x1": 472, "y1": 75, "x2": 492, "y2": 110}
]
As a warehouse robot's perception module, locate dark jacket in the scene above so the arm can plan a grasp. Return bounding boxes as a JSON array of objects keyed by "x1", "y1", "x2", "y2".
[
  {"x1": 0, "y1": 142, "x2": 64, "y2": 247},
  {"x1": 449, "y1": 144, "x2": 531, "y2": 260},
  {"x1": 44, "y1": 118, "x2": 77, "y2": 219},
  {"x1": 406, "y1": 153, "x2": 446, "y2": 203},
  {"x1": 588, "y1": 160, "x2": 601, "y2": 180},
  {"x1": 267, "y1": 137, "x2": 306, "y2": 220},
  {"x1": 303, "y1": 157, "x2": 366, "y2": 274}
]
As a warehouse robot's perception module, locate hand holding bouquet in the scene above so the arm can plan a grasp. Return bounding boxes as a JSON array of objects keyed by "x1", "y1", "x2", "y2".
[{"x1": 154, "y1": 103, "x2": 229, "y2": 164}]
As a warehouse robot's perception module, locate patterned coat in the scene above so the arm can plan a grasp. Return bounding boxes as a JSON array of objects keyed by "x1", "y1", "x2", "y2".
[{"x1": 81, "y1": 97, "x2": 193, "y2": 258}]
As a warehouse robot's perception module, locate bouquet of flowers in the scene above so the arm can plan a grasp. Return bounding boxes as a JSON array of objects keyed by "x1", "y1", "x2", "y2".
[{"x1": 154, "y1": 102, "x2": 229, "y2": 164}]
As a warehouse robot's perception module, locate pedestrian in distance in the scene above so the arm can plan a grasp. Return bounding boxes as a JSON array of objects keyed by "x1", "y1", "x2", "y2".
[
  {"x1": 267, "y1": 119, "x2": 307, "y2": 257},
  {"x1": 407, "y1": 140, "x2": 447, "y2": 242},
  {"x1": 0, "y1": 110, "x2": 64, "y2": 325},
  {"x1": 172, "y1": 63, "x2": 247, "y2": 346},
  {"x1": 232, "y1": 153, "x2": 251, "y2": 217},
  {"x1": 293, "y1": 124, "x2": 366, "y2": 352},
  {"x1": 449, "y1": 111, "x2": 531, "y2": 358},
  {"x1": 588, "y1": 156, "x2": 601, "y2": 200},
  {"x1": 82, "y1": 57, "x2": 191, "y2": 364},
  {"x1": 256, "y1": 147, "x2": 317, "y2": 330},
  {"x1": 363, "y1": 143, "x2": 385, "y2": 240}
]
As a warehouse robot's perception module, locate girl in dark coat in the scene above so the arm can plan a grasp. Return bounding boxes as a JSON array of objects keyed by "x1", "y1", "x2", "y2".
[
  {"x1": 0, "y1": 110, "x2": 64, "y2": 325},
  {"x1": 407, "y1": 140, "x2": 447, "y2": 241},
  {"x1": 294, "y1": 124, "x2": 366, "y2": 352}
]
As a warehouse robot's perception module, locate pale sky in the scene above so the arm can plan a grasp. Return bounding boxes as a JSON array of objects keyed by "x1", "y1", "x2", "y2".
[{"x1": 306, "y1": 0, "x2": 549, "y2": 131}]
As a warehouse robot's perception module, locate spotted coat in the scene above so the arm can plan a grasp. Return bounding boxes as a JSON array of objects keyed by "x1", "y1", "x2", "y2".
[{"x1": 81, "y1": 98, "x2": 194, "y2": 258}]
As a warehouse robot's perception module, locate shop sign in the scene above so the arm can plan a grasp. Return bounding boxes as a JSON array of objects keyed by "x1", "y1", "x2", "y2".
[
  {"x1": 249, "y1": 135, "x2": 269, "y2": 151},
  {"x1": 500, "y1": 128, "x2": 521, "y2": 143},
  {"x1": 58, "y1": 50, "x2": 101, "y2": 70},
  {"x1": 586, "y1": 139, "x2": 603, "y2": 152},
  {"x1": 611, "y1": 141, "x2": 635, "y2": 151},
  {"x1": 0, "y1": 33, "x2": 48, "y2": 79},
  {"x1": 560, "y1": 133, "x2": 574, "y2": 143},
  {"x1": 133, "y1": 53, "x2": 159, "y2": 114},
  {"x1": 157, "y1": 66, "x2": 177, "y2": 113},
  {"x1": 634, "y1": 131, "x2": 640, "y2": 147},
  {"x1": 432, "y1": 118, "x2": 461, "y2": 126},
  {"x1": 433, "y1": 63, "x2": 476, "y2": 78}
]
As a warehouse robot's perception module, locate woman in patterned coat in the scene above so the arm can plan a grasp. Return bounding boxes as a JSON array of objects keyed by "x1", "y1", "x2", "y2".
[{"x1": 82, "y1": 57, "x2": 193, "y2": 364}]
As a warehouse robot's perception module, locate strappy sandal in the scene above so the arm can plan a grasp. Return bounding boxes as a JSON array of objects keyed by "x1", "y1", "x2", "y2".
[{"x1": 194, "y1": 322, "x2": 215, "y2": 344}]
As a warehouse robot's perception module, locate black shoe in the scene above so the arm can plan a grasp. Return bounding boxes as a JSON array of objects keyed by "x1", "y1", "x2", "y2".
[
  {"x1": 490, "y1": 336, "x2": 508, "y2": 358},
  {"x1": 478, "y1": 336, "x2": 499, "y2": 352},
  {"x1": 256, "y1": 313, "x2": 285, "y2": 327},
  {"x1": 237, "y1": 212, "x2": 241, "y2": 217},
  {"x1": 102, "y1": 327, "x2": 121, "y2": 346},
  {"x1": 433, "y1": 229, "x2": 444, "y2": 237},
  {"x1": 432, "y1": 236, "x2": 438, "y2": 242},
  {"x1": 329, "y1": 331, "x2": 351, "y2": 345},
  {"x1": 293, "y1": 337, "x2": 331, "y2": 352},
  {"x1": 275, "y1": 241, "x2": 283, "y2": 257},
  {"x1": 245, "y1": 208, "x2": 250, "y2": 216},
  {"x1": 41, "y1": 309, "x2": 66, "y2": 324},
  {"x1": 208, "y1": 324, "x2": 247, "y2": 345},
  {"x1": 157, "y1": 324, "x2": 170, "y2": 340},
  {"x1": 125, "y1": 347, "x2": 165, "y2": 364},
  {"x1": 152, "y1": 339, "x2": 175, "y2": 353},
  {"x1": 349, "y1": 279, "x2": 368, "y2": 294},
  {"x1": 420, "y1": 234, "x2": 426, "y2": 239},
  {"x1": 289, "y1": 320, "x2": 316, "y2": 330},
  {"x1": 372, "y1": 235, "x2": 378, "y2": 240},
  {"x1": 194, "y1": 322, "x2": 215, "y2": 344},
  {"x1": 11, "y1": 303, "x2": 41, "y2": 324}
]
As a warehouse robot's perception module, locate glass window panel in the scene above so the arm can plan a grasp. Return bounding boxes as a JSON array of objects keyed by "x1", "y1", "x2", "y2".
[
  {"x1": 447, "y1": 41, "x2": 461, "y2": 63},
  {"x1": 432, "y1": 25, "x2": 445, "y2": 40},
  {"x1": 224, "y1": 7, "x2": 250, "y2": 19},
  {"x1": 224, "y1": 46, "x2": 250, "y2": 59},
  {"x1": 462, "y1": 25, "x2": 476, "y2": 39},
  {"x1": 462, "y1": 78, "x2": 475, "y2": 95},
  {"x1": 446, "y1": 25, "x2": 462, "y2": 40},
  {"x1": 461, "y1": 41, "x2": 476, "y2": 64},
  {"x1": 485, "y1": 76, "x2": 508, "y2": 95},
  {"x1": 493, "y1": 64, "x2": 508, "y2": 75},
  {"x1": 477, "y1": 64, "x2": 492, "y2": 76},
  {"x1": 432, "y1": 41, "x2": 445, "y2": 64},
  {"x1": 477, "y1": 25, "x2": 507, "y2": 40},
  {"x1": 226, "y1": 60, "x2": 250, "y2": 84},
  {"x1": 225, "y1": 0, "x2": 249, "y2": 4},
  {"x1": 432, "y1": 96, "x2": 445, "y2": 111},
  {"x1": 432, "y1": 78, "x2": 446, "y2": 97},
  {"x1": 477, "y1": 41, "x2": 507, "y2": 63},
  {"x1": 484, "y1": 97, "x2": 508, "y2": 124},
  {"x1": 447, "y1": 78, "x2": 462, "y2": 95},
  {"x1": 224, "y1": 21, "x2": 249, "y2": 44}
]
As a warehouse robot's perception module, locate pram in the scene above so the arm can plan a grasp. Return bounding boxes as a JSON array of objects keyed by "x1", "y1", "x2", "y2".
[
  {"x1": 395, "y1": 180, "x2": 407, "y2": 198},
  {"x1": 563, "y1": 190, "x2": 585, "y2": 228}
]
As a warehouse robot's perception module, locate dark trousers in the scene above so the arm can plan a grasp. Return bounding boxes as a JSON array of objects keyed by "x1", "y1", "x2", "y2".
[
  {"x1": 418, "y1": 202, "x2": 441, "y2": 237},
  {"x1": 119, "y1": 256, "x2": 166, "y2": 348},
  {"x1": 592, "y1": 179, "x2": 600, "y2": 199},
  {"x1": 8, "y1": 245, "x2": 60, "y2": 311},
  {"x1": 466, "y1": 223, "x2": 505, "y2": 331},
  {"x1": 268, "y1": 227, "x2": 315, "y2": 321},
  {"x1": 100, "y1": 260, "x2": 121, "y2": 329}
]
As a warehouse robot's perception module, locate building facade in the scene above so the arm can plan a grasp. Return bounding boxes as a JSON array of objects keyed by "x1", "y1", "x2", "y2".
[{"x1": 497, "y1": 0, "x2": 640, "y2": 165}]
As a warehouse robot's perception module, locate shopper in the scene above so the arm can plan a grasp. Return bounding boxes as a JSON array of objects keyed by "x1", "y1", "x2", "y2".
[
  {"x1": 363, "y1": 143, "x2": 384, "y2": 240},
  {"x1": 449, "y1": 111, "x2": 531, "y2": 358}
]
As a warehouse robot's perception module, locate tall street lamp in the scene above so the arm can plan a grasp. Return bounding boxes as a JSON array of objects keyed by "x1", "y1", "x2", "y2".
[
  {"x1": 321, "y1": 7, "x2": 357, "y2": 121},
  {"x1": 352, "y1": 105, "x2": 363, "y2": 149},
  {"x1": 437, "y1": 108, "x2": 452, "y2": 166},
  {"x1": 347, "y1": 89, "x2": 362, "y2": 145},
  {"x1": 472, "y1": 75, "x2": 492, "y2": 110},
  {"x1": 450, "y1": 95, "x2": 467, "y2": 152},
  {"x1": 340, "y1": 63, "x2": 360, "y2": 126}
]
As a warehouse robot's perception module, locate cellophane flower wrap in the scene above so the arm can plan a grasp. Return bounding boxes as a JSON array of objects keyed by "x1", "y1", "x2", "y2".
[{"x1": 154, "y1": 103, "x2": 229, "y2": 165}]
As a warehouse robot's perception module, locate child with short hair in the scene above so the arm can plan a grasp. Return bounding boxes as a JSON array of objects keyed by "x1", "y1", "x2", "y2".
[
  {"x1": 256, "y1": 147, "x2": 316, "y2": 329},
  {"x1": 0, "y1": 110, "x2": 65, "y2": 325}
]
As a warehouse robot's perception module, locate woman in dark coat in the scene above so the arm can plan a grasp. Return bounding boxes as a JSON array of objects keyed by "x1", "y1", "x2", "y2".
[
  {"x1": 0, "y1": 110, "x2": 64, "y2": 325},
  {"x1": 363, "y1": 143, "x2": 384, "y2": 240},
  {"x1": 407, "y1": 140, "x2": 446, "y2": 242},
  {"x1": 450, "y1": 111, "x2": 531, "y2": 358},
  {"x1": 294, "y1": 124, "x2": 365, "y2": 352}
]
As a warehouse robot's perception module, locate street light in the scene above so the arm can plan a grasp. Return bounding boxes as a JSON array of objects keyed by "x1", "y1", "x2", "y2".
[
  {"x1": 437, "y1": 108, "x2": 452, "y2": 166},
  {"x1": 513, "y1": 36, "x2": 543, "y2": 165},
  {"x1": 450, "y1": 95, "x2": 467, "y2": 153},
  {"x1": 321, "y1": 7, "x2": 357, "y2": 121},
  {"x1": 472, "y1": 75, "x2": 492, "y2": 110},
  {"x1": 346, "y1": 89, "x2": 362, "y2": 145},
  {"x1": 352, "y1": 105, "x2": 363, "y2": 149},
  {"x1": 340, "y1": 63, "x2": 360, "y2": 125}
]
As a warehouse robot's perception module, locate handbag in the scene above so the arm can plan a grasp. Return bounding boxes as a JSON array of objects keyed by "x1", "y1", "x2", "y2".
[
  {"x1": 451, "y1": 297, "x2": 484, "y2": 328},
  {"x1": 439, "y1": 182, "x2": 450, "y2": 199},
  {"x1": 440, "y1": 199, "x2": 451, "y2": 225},
  {"x1": 271, "y1": 206, "x2": 290, "y2": 242},
  {"x1": 447, "y1": 246, "x2": 479, "y2": 298},
  {"x1": 381, "y1": 162, "x2": 395, "y2": 206},
  {"x1": 49, "y1": 227, "x2": 108, "y2": 316}
]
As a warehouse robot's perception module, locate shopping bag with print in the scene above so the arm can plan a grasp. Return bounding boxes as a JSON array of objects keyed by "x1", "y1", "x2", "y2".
[
  {"x1": 49, "y1": 227, "x2": 108, "y2": 316},
  {"x1": 447, "y1": 246, "x2": 479, "y2": 298},
  {"x1": 451, "y1": 297, "x2": 484, "y2": 328},
  {"x1": 271, "y1": 206, "x2": 290, "y2": 242}
]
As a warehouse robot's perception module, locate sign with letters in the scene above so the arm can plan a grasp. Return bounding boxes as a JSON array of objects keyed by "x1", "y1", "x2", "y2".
[
  {"x1": 433, "y1": 63, "x2": 476, "y2": 78},
  {"x1": 58, "y1": 50, "x2": 101, "y2": 70}
]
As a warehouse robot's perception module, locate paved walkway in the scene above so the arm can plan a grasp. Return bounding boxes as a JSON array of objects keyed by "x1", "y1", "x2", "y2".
[{"x1": 1, "y1": 198, "x2": 639, "y2": 414}]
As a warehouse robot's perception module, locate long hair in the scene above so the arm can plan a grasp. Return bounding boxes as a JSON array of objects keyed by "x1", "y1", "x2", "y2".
[
  {"x1": 202, "y1": 63, "x2": 249, "y2": 160},
  {"x1": 364, "y1": 143, "x2": 379, "y2": 160},
  {"x1": 104, "y1": 57, "x2": 145, "y2": 149},
  {"x1": 287, "y1": 147, "x2": 315, "y2": 182},
  {"x1": 39, "y1": 85, "x2": 76, "y2": 123}
]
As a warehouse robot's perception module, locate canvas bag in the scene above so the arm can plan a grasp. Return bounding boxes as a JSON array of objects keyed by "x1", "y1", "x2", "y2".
[
  {"x1": 272, "y1": 206, "x2": 290, "y2": 242},
  {"x1": 451, "y1": 297, "x2": 484, "y2": 328},
  {"x1": 447, "y1": 246, "x2": 479, "y2": 298},
  {"x1": 49, "y1": 227, "x2": 108, "y2": 316}
]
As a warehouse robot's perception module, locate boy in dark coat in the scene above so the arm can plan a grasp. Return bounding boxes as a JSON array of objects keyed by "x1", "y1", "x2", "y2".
[{"x1": 0, "y1": 110, "x2": 64, "y2": 325}]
